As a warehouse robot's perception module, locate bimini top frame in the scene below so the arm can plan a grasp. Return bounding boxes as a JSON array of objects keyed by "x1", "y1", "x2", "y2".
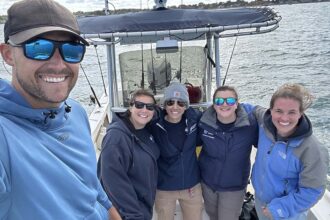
[{"x1": 78, "y1": 7, "x2": 281, "y2": 114}]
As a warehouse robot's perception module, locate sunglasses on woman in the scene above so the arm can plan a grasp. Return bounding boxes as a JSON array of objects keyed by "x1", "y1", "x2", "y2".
[
  {"x1": 9, "y1": 38, "x2": 86, "y2": 63},
  {"x1": 214, "y1": 97, "x2": 237, "y2": 106},
  {"x1": 131, "y1": 101, "x2": 155, "y2": 111},
  {"x1": 166, "y1": 100, "x2": 187, "y2": 108}
]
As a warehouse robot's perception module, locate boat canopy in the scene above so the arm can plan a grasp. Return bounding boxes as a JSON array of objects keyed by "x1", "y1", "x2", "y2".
[{"x1": 78, "y1": 7, "x2": 281, "y2": 41}]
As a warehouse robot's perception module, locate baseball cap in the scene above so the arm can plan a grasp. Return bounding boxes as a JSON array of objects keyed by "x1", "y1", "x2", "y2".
[{"x1": 4, "y1": 0, "x2": 88, "y2": 45}]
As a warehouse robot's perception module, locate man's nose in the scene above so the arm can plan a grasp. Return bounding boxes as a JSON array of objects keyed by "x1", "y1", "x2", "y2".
[{"x1": 49, "y1": 48, "x2": 66, "y2": 67}]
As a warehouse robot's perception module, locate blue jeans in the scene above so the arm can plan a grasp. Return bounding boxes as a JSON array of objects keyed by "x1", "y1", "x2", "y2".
[{"x1": 255, "y1": 197, "x2": 308, "y2": 220}]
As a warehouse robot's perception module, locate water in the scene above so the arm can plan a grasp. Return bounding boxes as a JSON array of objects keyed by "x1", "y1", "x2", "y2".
[{"x1": 1, "y1": 2, "x2": 329, "y2": 177}]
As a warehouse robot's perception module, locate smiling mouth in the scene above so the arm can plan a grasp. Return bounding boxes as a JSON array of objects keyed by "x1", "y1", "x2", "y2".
[
  {"x1": 40, "y1": 75, "x2": 66, "y2": 83},
  {"x1": 138, "y1": 113, "x2": 149, "y2": 118},
  {"x1": 219, "y1": 108, "x2": 231, "y2": 111},
  {"x1": 279, "y1": 121, "x2": 290, "y2": 126}
]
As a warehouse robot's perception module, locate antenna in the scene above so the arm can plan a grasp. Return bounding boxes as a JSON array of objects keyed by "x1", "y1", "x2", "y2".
[
  {"x1": 104, "y1": 0, "x2": 109, "y2": 15},
  {"x1": 154, "y1": 0, "x2": 167, "y2": 9},
  {"x1": 104, "y1": 0, "x2": 116, "y2": 15}
]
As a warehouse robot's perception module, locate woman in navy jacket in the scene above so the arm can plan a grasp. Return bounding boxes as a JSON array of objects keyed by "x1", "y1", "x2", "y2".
[
  {"x1": 149, "y1": 82, "x2": 203, "y2": 220},
  {"x1": 198, "y1": 85, "x2": 258, "y2": 220},
  {"x1": 98, "y1": 90, "x2": 160, "y2": 220}
]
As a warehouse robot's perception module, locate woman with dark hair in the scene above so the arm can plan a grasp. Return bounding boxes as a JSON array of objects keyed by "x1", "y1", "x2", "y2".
[
  {"x1": 198, "y1": 85, "x2": 259, "y2": 220},
  {"x1": 252, "y1": 83, "x2": 329, "y2": 220},
  {"x1": 98, "y1": 89, "x2": 160, "y2": 220},
  {"x1": 150, "y1": 82, "x2": 203, "y2": 220}
]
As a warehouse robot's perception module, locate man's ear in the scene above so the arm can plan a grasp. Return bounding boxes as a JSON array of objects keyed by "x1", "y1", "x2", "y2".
[{"x1": 0, "y1": 43, "x2": 15, "y2": 66}]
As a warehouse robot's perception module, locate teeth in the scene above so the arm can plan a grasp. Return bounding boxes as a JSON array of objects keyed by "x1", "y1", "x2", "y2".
[
  {"x1": 42, "y1": 76, "x2": 66, "y2": 83},
  {"x1": 138, "y1": 114, "x2": 148, "y2": 118},
  {"x1": 279, "y1": 122, "x2": 289, "y2": 126}
]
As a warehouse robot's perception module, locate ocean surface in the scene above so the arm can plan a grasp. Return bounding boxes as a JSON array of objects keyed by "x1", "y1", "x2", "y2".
[{"x1": 1, "y1": 2, "x2": 329, "y2": 178}]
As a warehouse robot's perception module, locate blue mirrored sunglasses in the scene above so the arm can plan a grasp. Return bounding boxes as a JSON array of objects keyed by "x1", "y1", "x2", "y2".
[
  {"x1": 214, "y1": 97, "x2": 237, "y2": 106},
  {"x1": 10, "y1": 38, "x2": 86, "y2": 63}
]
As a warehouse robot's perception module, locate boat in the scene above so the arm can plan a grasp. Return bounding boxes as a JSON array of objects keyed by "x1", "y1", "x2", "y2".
[{"x1": 77, "y1": 1, "x2": 330, "y2": 219}]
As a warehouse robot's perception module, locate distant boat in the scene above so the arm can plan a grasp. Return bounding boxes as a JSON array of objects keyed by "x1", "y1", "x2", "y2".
[{"x1": 77, "y1": 2, "x2": 329, "y2": 219}]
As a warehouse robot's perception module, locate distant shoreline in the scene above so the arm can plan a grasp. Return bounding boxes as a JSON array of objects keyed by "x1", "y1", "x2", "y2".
[
  {"x1": 0, "y1": 0, "x2": 329, "y2": 23},
  {"x1": 74, "y1": 0, "x2": 330, "y2": 17}
]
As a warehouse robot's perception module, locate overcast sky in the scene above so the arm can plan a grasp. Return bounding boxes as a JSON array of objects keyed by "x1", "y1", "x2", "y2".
[{"x1": 0, "y1": 0, "x2": 223, "y2": 15}]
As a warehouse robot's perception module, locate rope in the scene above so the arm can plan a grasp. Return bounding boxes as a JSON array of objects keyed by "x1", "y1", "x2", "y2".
[
  {"x1": 141, "y1": 43, "x2": 145, "y2": 88},
  {"x1": 204, "y1": 44, "x2": 216, "y2": 68},
  {"x1": 222, "y1": 35, "x2": 238, "y2": 86}
]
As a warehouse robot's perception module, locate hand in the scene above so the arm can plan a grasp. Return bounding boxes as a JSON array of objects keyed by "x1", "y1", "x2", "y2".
[
  {"x1": 262, "y1": 206, "x2": 273, "y2": 219},
  {"x1": 109, "y1": 206, "x2": 122, "y2": 220}
]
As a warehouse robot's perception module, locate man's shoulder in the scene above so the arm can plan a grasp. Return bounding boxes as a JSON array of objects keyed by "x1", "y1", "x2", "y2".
[{"x1": 0, "y1": 116, "x2": 10, "y2": 189}]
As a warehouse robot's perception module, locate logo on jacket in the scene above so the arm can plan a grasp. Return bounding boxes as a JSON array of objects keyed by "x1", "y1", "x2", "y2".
[
  {"x1": 56, "y1": 133, "x2": 69, "y2": 142},
  {"x1": 202, "y1": 130, "x2": 215, "y2": 139},
  {"x1": 278, "y1": 151, "x2": 287, "y2": 159},
  {"x1": 186, "y1": 123, "x2": 197, "y2": 135},
  {"x1": 189, "y1": 123, "x2": 197, "y2": 134}
]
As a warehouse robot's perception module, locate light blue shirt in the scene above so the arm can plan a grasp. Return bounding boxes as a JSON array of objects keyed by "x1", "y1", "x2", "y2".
[{"x1": 0, "y1": 80, "x2": 111, "y2": 219}]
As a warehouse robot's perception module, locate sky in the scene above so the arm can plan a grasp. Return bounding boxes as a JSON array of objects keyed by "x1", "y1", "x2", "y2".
[{"x1": 0, "y1": 0, "x2": 223, "y2": 16}]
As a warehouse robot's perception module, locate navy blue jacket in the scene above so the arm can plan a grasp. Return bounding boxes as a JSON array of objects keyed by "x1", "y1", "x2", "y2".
[
  {"x1": 149, "y1": 107, "x2": 202, "y2": 190},
  {"x1": 98, "y1": 112, "x2": 160, "y2": 220},
  {"x1": 198, "y1": 103, "x2": 258, "y2": 191}
]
